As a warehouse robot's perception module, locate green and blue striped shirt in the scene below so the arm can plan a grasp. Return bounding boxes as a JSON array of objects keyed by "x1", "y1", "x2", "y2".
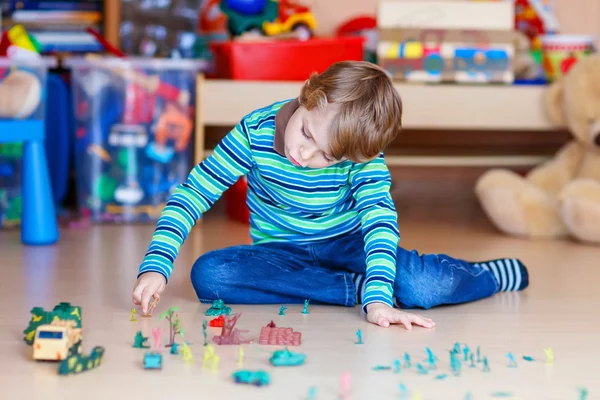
[{"x1": 139, "y1": 99, "x2": 400, "y2": 311}]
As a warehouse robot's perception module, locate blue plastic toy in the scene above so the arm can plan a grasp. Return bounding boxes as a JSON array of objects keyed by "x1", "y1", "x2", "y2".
[
  {"x1": 0, "y1": 109, "x2": 58, "y2": 244},
  {"x1": 143, "y1": 352, "x2": 162, "y2": 369},
  {"x1": 224, "y1": 0, "x2": 268, "y2": 15}
]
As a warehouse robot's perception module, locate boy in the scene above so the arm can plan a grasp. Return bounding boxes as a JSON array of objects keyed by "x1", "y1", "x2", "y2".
[{"x1": 132, "y1": 61, "x2": 528, "y2": 329}]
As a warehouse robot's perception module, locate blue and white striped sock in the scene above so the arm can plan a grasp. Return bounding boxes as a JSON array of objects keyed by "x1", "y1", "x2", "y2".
[
  {"x1": 350, "y1": 273, "x2": 366, "y2": 303},
  {"x1": 472, "y1": 258, "x2": 529, "y2": 292}
]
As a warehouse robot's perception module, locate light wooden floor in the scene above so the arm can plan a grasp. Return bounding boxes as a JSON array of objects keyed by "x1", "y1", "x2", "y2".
[{"x1": 2, "y1": 198, "x2": 600, "y2": 399}]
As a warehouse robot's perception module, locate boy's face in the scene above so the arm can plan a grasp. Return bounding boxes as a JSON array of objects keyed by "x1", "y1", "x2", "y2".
[{"x1": 284, "y1": 105, "x2": 345, "y2": 169}]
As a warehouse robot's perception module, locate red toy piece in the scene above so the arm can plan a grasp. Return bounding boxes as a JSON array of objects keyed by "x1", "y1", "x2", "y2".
[
  {"x1": 212, "y1": 313, "x2": 253, "y2": 345},
  {"x1": 278, "y1": 0, "x2": 310, "y2": 24},
  {"x1": 259, "y1": 326, "x2": 302, "y2": 346},
  {"x1": 266, "y1": 320, "x2": 276, "y2": 328},
  {"x1": 209, "y1": 315, "x2": 225, "y2": 327}
]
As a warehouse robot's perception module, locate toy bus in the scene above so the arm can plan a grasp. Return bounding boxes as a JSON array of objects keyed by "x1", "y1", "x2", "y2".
[{"x1": 32, "y1": 324, "x2": 82, "y2": 361}]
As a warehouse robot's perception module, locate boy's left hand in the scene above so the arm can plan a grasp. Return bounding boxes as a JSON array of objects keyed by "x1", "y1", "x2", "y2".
[{"x1": 366, "y1": 302, "x2": 436, "y2": 330}]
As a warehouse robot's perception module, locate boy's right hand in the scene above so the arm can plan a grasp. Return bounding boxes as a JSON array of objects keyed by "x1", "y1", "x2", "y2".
[{"x1": 132, "y1": 272, "x2": 167, "y2": 314}]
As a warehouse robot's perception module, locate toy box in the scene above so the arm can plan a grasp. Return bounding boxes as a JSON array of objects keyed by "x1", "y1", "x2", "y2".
[
  {"x1": 377, "y1": 0, "x2": 515, "y2": 84},
  {"x1": 65, "y1": 56, "x2": 209, "y2": 223},
  {"x1": 209, "y1": 36, "x2": 364, "y2": 80}
]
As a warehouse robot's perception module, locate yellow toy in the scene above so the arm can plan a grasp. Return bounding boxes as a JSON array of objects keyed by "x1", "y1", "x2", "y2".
[
  {"x1": 130, "y1": 308, "x2": 137, "y2": 321},
  {"x1": 238, "y1": 346, "x2": 244, "y2": 367},
  {"x1": 203, "y1": 344, "x2": 215, "y2": 369},
  {"x1": 544, "y1": 348, "x2": 554, "y2": 365},
  {"x1": 476, "y1": 55, "x2": 600, "y2": 245},
  {"x1": 32, "y1": 324, "x2": 81, "y2": 361},
  {"x1": 180, "y1": 343, "x2": 194, "y2": 363}
]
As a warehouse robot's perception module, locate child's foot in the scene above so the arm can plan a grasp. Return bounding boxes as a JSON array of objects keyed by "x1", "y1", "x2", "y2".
[{"x1": 472, "y1": 258, "x2": 529, "y2": 292}]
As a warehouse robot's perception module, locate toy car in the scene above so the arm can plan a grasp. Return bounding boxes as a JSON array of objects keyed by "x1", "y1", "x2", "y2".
[
  {"x1": 269, "y1": 347, "x2": 306, "y2": 366},
  {"x1": 232, "y1": 369, "x2": 271, "y2": 386},
  {"x1": 143, "y1": 352, "x2": 162, "y2": 369}
]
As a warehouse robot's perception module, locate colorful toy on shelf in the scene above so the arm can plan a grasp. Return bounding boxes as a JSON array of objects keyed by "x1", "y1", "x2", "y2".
[
  {"x1": 24, "y1": 302, "x2": 82, "y2": 345},
  {"x1": 269, "y1": 348, "x2": 306, "y2": 366},
  {"x1": 220, "y1": 0, "x2": 316, "y2": 40},
  {"x1": 232, "y1": 369, "x2": 271, "y2": 386},
  {"x1": 377, "y1": 0, "x2": 515, "y2": 84},
  {"x1": 206, "y1": 299, "x2": 232, "y2": 316},
  {"x1": 57, "y1": 342, "x2": 105, "y2": 375},
  {"x1": 336, "y1": 16, "x2": 378, "y2": 63},
  {"x1": 514, "y1": 0, "x2": 559, "y2": 50},
  {"x1": 212, "y1": 313, "x2": 253, "y2": 345},
  {"x1": 159, "y1": 306, "x2": 184, "y2": 347},
  {"x1": 259, "y1": 325, "x2": 302, "y2": 346}
]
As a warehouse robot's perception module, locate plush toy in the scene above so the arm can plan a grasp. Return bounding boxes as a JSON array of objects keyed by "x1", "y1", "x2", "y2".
[
  {"x1": 0, "y1": 69, "x2": 41, "y2": 119},
  {"x1": 475, "y1": 55, "x2": 600, "y2": 245}
]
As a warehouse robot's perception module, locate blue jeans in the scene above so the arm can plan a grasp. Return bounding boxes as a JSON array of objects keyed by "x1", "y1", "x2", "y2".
[{"x1": 190, "y1": 232, "x2": 499, "y2": 309}]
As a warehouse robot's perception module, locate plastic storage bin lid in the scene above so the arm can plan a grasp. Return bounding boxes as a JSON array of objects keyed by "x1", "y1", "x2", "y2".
[
  {"x1": 0, "y1": 56, "x2": 57, "y2": 68},
  {"x1": 64, "y1": 56, "x2": 211, "y2": 71}
]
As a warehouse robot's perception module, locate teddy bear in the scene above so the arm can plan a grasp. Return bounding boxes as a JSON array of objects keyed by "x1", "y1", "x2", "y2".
[{"x1": 475, "y1": 54, "x2": 600, "y2": 245}]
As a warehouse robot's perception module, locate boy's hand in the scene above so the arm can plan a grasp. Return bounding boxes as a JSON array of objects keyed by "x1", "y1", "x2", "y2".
[
  {"x1": 132, "y1": 272, "x2": 166, "y2": 314},
  {"x1": 366, "y1": 302, "x2": 436, "y2": 330}
]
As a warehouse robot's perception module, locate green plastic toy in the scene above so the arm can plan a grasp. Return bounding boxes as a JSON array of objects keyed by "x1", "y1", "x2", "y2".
[
  {"x1": 269, "y1": 348, "x2": 306, "y2": 367},
  {"x1": 206, "y1": 300, "x2": 232, "y2": 317},
  {"x1": 57, "y1": 342, "x2": 105, "y2": 375},
  {"x1": 23, "y1": 302, "x2": 82, "y2": 345},
  {"x1": 219, "y1": 0, "x2": 279, "y2": 37},
  {"x1": 133, "y1": 331, "x2": 150, "y2": 348},
  {"x1": 232, "y1": 369, "x2": 271, "y2": 386}
]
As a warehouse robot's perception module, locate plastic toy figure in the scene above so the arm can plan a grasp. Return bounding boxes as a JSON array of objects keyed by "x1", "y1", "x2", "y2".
[
  {"x1": 130, "y1": 308, "x2": 137, "y2": 321},
  {"x1": 578, "y1": 387, "x2": 588, "y2": 400},
  {"x1": 426, "y1": 347, "x2": 438, "y2": 369},
  {"x1": 212, "y1": 313, "x2": 253, "y2": 345},
  {"x1": 238, "y1": 346, "x2": 244, "y2": 367},
  {"x1": 159, "y1": 306, "x2": 184, "y2": 347},
  {"x1": 259, "y1": 325, "x2": 302, "y2": 345},
  {"x1": 450, "y1": 351, "x2": 461, "y2": 376},
  {"x1": 203, "y1": 344, "x2": 215, "y2": 369},
  {"x1": 398, "y1": 383, "x2": 408, "y2": 399},
  {"x1": 152, "y1": 328, "x2": 162, "y2": 350},
  {"x1": 416, "y1": 364, "x2": 428, "y2": 375},
  {"x1": 170, "y1": 343, "x2": 179, "y2": 355},
  {"x1": 523, "y1": 355, "x2": 535, "y2": 362},
  {"x1": 269, "y1": 347, "x2": 306, "y2": 366},
  {"x1": 393, "y1": 359, "x2": 401, "y2": 374},
  {"x1": 476, "y1": 346, "x2": 481, "y2": 362},
  {"x1": 143, "y1": 297, "x2": 159, "y2": 317},
  {"x1": 180, "y1": 342, "x2": 193, "y2": 363},
  {"x1": 404, "y1": 352, "x2": 411, "y2": 368},
  {"x1": 232, "y1": 369, "x2": 270, "y2": 386},
  {"x1": 452, "y1": 342, "x2": 461, "y2": 354},
  {"x1": 206, "y1": 299, "x2": 232, "y2": 316},
  {"x1": 483, "y1": 356, "x2": 490, "y2": 372},
  {"x1": 202, "y1": 320, "x2": 208, "y2": 346},
  {"x1": 302, "y1": 299, "x2": 310, "y2": 314},
  {"x1": 279, "y1": 305, "x2": 286, "y2": 316},
  {"x1": 266, "y1": 320, "x2": 276, "y2": 328},
  {"x1": 463, "y1": 344, "x2": 470, "y2": 361},
  {"x1": 133, "y1": 331, "x2": 150, "y2": 348},
  {"x1": 506, "y1": 352, "x2": 517, "y2": 368},
  {"x1": 355, "y1": 329, "x2": 363, "y2": 344},
  {"x1": 469, "y1": 353, "x2": 476, "y2": 367},
  {"x1": 544, "y1": 348, "x2": 554, "y2": 365},
  {"x1": 308, "y1": 387, "x2": 317, "y2": 400},
  {"x1": 339, "y1": 372, "x2": 351, "y2": 400}
]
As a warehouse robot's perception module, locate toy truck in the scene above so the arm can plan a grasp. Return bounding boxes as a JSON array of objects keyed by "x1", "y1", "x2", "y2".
[
  {"x1": 220, "y1": 0, "x2": 316, "y2": 39},
  {"x1": 32, "y1": 323, "x2": 82, "y2": 361}
]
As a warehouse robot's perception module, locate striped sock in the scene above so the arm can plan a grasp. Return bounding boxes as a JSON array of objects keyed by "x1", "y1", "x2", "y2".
[
  {"x1": 472, "y1": 258, "x2": 529, "y2": 292},
  {"x1": 350, "y1": 273, "x2": 366, "y2": 303}
]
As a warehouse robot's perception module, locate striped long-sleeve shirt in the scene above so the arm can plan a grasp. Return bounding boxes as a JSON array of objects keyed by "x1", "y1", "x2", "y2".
[{"x1": 138, "y1": 99, "x2": 400, "y2": 312}]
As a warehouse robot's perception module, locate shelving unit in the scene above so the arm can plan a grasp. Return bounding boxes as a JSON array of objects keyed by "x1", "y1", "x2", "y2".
[{"x1": 195, "y1": 78, "x2": 560, "y2": 167}]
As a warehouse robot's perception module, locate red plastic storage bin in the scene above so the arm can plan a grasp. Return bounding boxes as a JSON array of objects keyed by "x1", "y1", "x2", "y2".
[
  {"x1": 209, "y1": 36, "x2": 365, "y2": 80},
  {"x1": 224, "y1": 177, "x2": 250, "y2": 224}
]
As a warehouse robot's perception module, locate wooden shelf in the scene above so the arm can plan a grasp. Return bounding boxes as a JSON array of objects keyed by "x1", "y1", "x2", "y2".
[
  {"x1": 198, "y1": 79, "x2": 557, "y2": 131},
  {"x1": 195, "y1": 78, "x2": 558, "y2": 167}
]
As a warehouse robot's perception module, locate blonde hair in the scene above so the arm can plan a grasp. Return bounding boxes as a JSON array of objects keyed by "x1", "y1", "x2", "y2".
[{"x1": 299, "y1": 61, "x2": 402, "y2": 163}]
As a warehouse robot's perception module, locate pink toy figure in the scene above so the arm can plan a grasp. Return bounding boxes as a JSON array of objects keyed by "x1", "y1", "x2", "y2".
[
  {"x1": 339, "y1": 372, "x2": 351, "y2": 399},
  {"x1": 212, "y1": 313, "x2": 253, "y2": 345},
  {"x1": 259, "y1": 326, "x2": 302, "y2": 346},
  {"x1": 152, "y1": 327, "x2": 162, "y2": 351}
]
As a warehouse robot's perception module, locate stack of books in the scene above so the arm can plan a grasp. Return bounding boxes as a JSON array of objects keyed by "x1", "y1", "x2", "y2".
[{"x1": 1, "y1": 0, "x2": 104, "y2": 53}]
